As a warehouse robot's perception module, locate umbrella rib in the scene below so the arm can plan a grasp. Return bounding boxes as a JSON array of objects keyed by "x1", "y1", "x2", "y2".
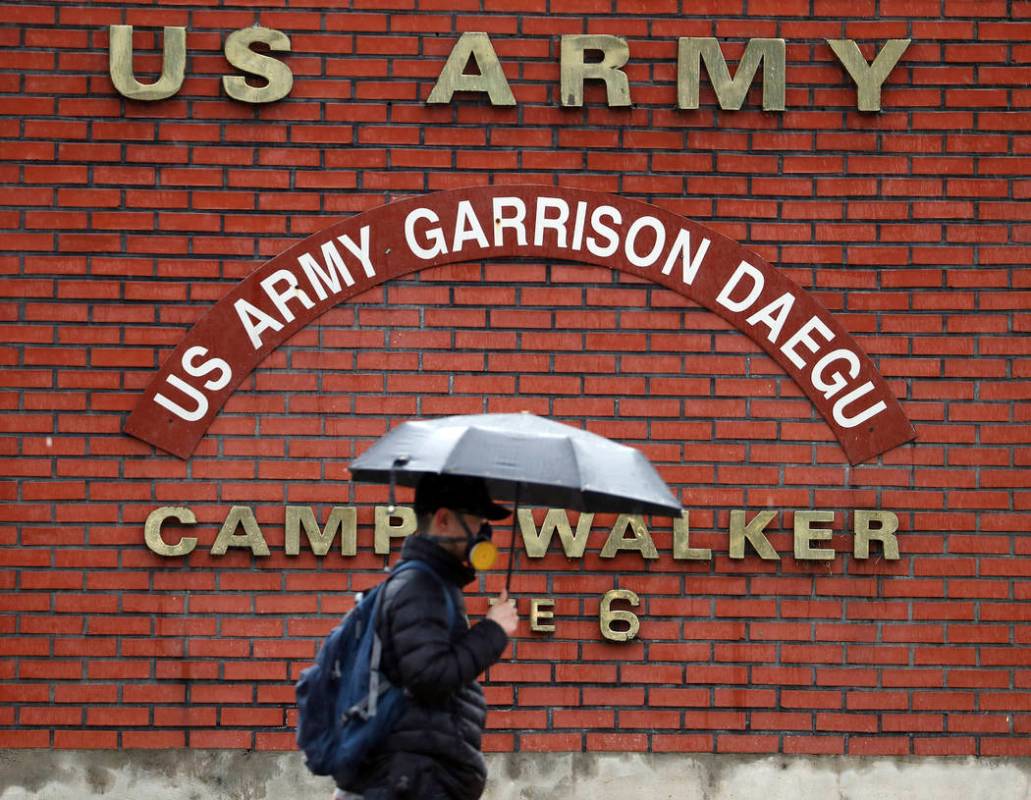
[{"x1": 561, "y1": 435, "x2": 584, "y2": 505}]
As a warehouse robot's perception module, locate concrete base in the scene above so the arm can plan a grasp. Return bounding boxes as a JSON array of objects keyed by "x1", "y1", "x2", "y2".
[{"x1": 0, "y1": 751, "x2": 1028, "y2": 800}]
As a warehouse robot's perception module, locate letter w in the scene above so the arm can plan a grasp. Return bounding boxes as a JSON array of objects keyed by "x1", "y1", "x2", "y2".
[{"x1": 518, "y1": 509, "x2": 593, "y2": 558}]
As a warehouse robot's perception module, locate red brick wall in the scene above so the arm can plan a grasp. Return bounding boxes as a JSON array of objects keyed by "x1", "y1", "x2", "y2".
[{"x1": 1, "y1": 1, "x2": 1029, "y2": 758}]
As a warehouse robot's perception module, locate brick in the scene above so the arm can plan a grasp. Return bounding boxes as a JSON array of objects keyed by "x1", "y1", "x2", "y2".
[
  {"x1": 717, "y1": 734, "x2": 779, "y2": 754},
  {"x1": 914, "y1": 737, "x2": 976, "y2": 756},
  {"x1": 518, "y1": 733, "x2": 583, "y2": 752},
  {"x1": 53, "y1": 731, "x2": 118, "y2": 750},
  {"x1": 122, "y1": 730, "x2": 187, "y2": 749},
  {"x1": 188, "y1": 730, "x2": 252, "y2": 749},
  {"x1": 849, "y1": 736, "x2": 911, "y2": 756}
]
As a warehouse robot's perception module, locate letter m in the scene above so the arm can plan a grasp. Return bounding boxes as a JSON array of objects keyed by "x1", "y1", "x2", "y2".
[{"x1": 678, "y1": 38, "x2": 785, "y2": 111}]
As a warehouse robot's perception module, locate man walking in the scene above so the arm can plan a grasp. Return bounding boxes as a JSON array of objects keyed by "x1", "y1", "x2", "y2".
[{"x1": 335, "y1": 474, "x2": 519, "y2": 800}]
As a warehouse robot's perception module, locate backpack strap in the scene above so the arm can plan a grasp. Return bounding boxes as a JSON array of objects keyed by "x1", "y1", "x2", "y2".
[{"x1": 365, "y1": 559, "x2": 457, "y2": 719}]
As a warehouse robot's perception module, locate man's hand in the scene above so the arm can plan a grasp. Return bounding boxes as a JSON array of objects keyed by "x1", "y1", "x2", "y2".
[{"x1": 486, "y1": 589, "x2": 519, "y2": 636}]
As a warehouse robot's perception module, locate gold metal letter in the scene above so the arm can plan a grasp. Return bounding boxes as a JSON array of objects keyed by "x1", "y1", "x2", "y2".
[
  {"x1": 519, "y1": 508, "x2": 593, "y2": 559},
  {"x1": 600, "y1": 589, "x2": 640, "y2": 642},
  {"x1": 826, "y1": 39, "x2": 911, "y2": 112},
  {"x1": 560, "y1": 35, "x2": 631, "y2": 107},
  {"x1": 677, "y1": 37, "x2": 785, "y2": 111},
  {"x1": 144, "y1": 506, "x2": 197, "y2": 557},
  {"x1": 600, "y1": 515, "x2": 658, "y2": 560},
  {"x1": 223, "y1": 27, "x2": 293, "y2": 104},
  {"x1": 427, "y1": 32, "x2": 515, "y2": 106},
  {"x1": 854, "y1": 509, "x2": 900, "y2": 560},
  {"x1": 728, "y1": 509, "x2": 780, "y2": 560},
  {"x1": 530, "y1": 598, "x2": 556, "y2": 633},
  {"x1": 374, "y1": 505, "x2": 416, "y2": 555},
  {"x1": 211, "y1": 506, "x2": 270, "y2": 557},
  {"x1": 673, "y1": 511, "x2": 711, "y2": 560},
  {"x1": 108, "y1": 25, "x2": 186, "y2": 102},
  {"x1": 285, "y1": 506, "x2": 356, "y2": 556},
  {"x1": 794, "y1": 510, "x2": 836, "y2": 561}
]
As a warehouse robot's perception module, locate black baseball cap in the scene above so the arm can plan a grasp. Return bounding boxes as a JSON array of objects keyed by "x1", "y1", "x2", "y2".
[{"x1": 414, "y1": 474, "x2": 511, "y2": 520}]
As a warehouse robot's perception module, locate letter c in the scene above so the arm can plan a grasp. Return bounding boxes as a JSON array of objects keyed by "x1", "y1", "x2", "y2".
[{"x1": 144, "y1": 506, "x2": 198, "y2": 557}]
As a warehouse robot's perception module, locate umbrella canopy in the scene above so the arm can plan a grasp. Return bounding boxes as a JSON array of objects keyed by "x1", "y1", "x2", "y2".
[{"x1": 349, "y1": 413, "x2": 681, "y2": 516}]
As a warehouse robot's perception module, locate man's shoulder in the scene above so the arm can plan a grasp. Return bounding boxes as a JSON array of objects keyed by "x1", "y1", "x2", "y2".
[
  {"x1": 383, "y1": 561, "x2": 451, "y2": 607},
  {"x1": 379, "y1": 561, "x2": 460, "y2": 638}
]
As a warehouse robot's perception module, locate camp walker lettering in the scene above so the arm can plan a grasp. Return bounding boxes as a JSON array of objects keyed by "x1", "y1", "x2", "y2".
[
  {"x1": 123, "y1": 187, "x2": 916, "y2": 465},
  {"x1": 144, "y1": 504, "x2": 900, "y2": 563},
  {"x1": 144, "y1": 503, "x2": 901, "y2": 642}
]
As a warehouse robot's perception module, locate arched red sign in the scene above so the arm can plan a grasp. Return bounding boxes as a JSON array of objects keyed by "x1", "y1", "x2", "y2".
[{"x1": 124, "y1": 186, "x2": 915, "y2": 464}]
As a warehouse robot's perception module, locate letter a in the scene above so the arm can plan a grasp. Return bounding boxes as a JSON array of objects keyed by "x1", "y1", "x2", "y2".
[{"x1": 427, "y1": 32, "x2": 516, "y2": 106}]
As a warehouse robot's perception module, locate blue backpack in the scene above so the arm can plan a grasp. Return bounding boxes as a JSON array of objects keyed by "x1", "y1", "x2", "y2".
[{"x1": 295, "y1": 560, "x2": 456, "y2": 784}]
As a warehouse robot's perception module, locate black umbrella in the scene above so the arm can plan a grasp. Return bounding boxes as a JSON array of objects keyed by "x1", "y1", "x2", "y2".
[{"x1": 349, "y1": 413, "x2": 681, "y2": 591}]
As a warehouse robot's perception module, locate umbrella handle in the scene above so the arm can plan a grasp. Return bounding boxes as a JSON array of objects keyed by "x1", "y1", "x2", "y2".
[
  {"x1": 504, "y1": 483, "x2": 521, "y2": 596},
  {"x1": 386, "y1": 456, "x2": 409, "y2": 513}
]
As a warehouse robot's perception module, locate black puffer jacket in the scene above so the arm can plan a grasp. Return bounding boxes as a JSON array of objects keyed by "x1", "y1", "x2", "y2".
[{"x1": 347, "y1": 535, "x2": 509, "y2": 800}]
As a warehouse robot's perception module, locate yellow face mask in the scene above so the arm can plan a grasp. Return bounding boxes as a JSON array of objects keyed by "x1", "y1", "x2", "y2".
[
  {"x1": 468, "y1": 538, "x2": 498, "y2": 571},
  {"x1": 455, "y1": 517, "x2": 496, "y2": 571}
]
